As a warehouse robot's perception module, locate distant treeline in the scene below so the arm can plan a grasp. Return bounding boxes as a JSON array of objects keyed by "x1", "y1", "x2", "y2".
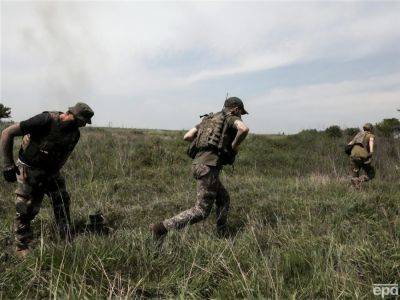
[
  {"x1": 303, "y1": 118, "x2": 400, "y2": 138},
  {"x1": 1, "y1": 103, "x2": 399, "y2": 138}
]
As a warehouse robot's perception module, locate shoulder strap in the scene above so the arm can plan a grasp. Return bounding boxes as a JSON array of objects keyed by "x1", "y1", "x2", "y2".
[{"x1": 218, "y1": 110, "x2": 231, "y2": 150}]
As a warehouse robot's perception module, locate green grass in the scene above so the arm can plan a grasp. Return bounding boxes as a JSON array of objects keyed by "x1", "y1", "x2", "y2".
[{"x1": 0, "y1": 126, "x2": 399, "y2": 298}]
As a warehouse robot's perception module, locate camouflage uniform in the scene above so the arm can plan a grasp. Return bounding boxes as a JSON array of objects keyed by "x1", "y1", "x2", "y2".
[
  {"x1": 163, "y1": 164, "x2": 230, "y2": 230},
  {"x1": 14, "y1": 160, "x2": 71, "y2": 249},
  {"x1": 350, "y1": 157, "x2": 375, "y2": 182},
  {"x1": 162, "y1": 111, "x2": 242, "y2": 232},
  {"x1": 349, "y1": 129, "x2": 375, "y2": 185},
  {"x1": 8, "y1": 103, "x2": 94, "y2": 250}
]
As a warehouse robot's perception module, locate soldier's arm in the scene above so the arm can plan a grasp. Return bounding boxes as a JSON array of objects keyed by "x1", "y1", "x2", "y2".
[
  {"x1": 1, "y1": 123, "x2": 23, "y2": 168},
  {"x1": 369, "y1": 137, "x2": 375, "y2": 154},
  {"x1": 183, "y1": 127, "x2": 198, "y2": 142},
  {"x1": 232, "y1": 120, "x2": 249, "y2": 152}
]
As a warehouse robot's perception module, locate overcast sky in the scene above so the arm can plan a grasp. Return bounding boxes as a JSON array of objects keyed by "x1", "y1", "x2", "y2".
[{"x1": 1, "y1": 1, "x2": 400, "y2": 133}]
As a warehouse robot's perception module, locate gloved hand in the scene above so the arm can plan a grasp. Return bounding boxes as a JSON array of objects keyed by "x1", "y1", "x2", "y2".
[{"x1": 3, "y1": 164, "x2": 20, "y2": 183}]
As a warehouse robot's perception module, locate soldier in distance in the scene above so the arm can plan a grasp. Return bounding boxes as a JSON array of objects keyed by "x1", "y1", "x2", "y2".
[{"x1": 346, "y1": 123, "x2": 376, "y2": 187}]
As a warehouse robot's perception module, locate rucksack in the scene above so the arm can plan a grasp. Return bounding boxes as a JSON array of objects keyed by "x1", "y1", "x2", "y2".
[{"x1": 345, "y1": 131, "x2": 368, "y2": 155}]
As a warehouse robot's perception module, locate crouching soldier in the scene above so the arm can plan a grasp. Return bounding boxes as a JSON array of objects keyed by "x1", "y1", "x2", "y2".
[
  {"x1": 347, "y1": 123, "x2": 376, "y2": 187},
  {"x1": 1, "y1": 102, "x2": 94, "y2": 258},
  {"x1": 150, "y1": 97, "x2": 249, "y2": 239}
]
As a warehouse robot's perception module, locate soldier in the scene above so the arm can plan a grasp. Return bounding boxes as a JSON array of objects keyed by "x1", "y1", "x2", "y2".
[
  {"x1": 1, "y1": 102, "x2": 94, "y2": 258},
  {"x1": 347, "y1": 123, "x2": 376, "y2": 187},
  {"x1": 150, "y1": 97, "x2": 249, "y2": 239}
]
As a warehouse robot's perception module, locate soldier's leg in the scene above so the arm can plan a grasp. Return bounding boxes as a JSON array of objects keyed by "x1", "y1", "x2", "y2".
[
  {"x1": 215, "y1": 181, "x2": 230, "y2": 231},
  {"x1": 350, "y1": 158, "x2": 362, "y2": 186},
  {"x1": 163, "y1": 165, "x2": 219, "y2": 230},
  {"x1": 14, "y1": 164, "x2": 44, "y2": 250},
  {"x1": 361, "y1": 163, "x2": 375, "y2": 182},
  {"x1": 45, "y1": 174, "x2": 71, "y2": 239},
  {"x1": 350, "y1": 158, "x2": 360, "y2": 178}
]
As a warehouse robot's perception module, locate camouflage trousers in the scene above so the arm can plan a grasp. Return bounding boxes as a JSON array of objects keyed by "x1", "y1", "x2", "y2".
[
  {"x1": 350, "y1": 157, "x2": 375, "y2": 188},
  {"x1": 163, "y1": 164, "x2": 230, "y2": 231},
  {"x1": 14, "y1": 160, "x2": 71, "y2": 249},
  {"x1": 350, "y1": 157, "x2": 375, "y2": 185}
]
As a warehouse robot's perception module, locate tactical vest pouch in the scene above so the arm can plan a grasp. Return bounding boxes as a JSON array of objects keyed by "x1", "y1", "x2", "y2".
[
  {"x1": 344, "y1": 144, "x2": 353, "y2": 156},
  {"x1": 187, "y1": 140, "x2": 198, "y2": 159},
  {"x1": 20, "y1": 140, "x2": 59, "y2": 170},
  {"x1": 19, "y1": 112, "x2": 79, "y2": 172},
  {"x1": 19, "y1": 135, "x2": 48, "y2": 168},
  {"x1": 186, "y1": 112, "x2": 226, "y2": 159}
]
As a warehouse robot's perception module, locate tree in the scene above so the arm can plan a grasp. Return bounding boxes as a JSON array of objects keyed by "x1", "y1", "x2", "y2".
[
  {"x1": 0, "y1": 103, "x2": 11, "y2": 120},
  {"x1": 325, "y1": 125, "x2": 342, "y2": 138},
  {"x1": 344, "y1": 127, "x2": 359, "y2": 137},
  {"x1": 376, "y1": 118, "x2": 400, "y2": 137}
]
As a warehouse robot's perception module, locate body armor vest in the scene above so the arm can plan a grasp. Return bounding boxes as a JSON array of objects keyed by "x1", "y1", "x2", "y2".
[
  {"x1": 195, "y1": 111, "x2": 226, "y2": 150},
  {"x1": 187, "y1": 110, "x2": 237, "y2": 165},
  {"x1": 351, "y1": 131, "x2": 370, "y2": 149},
  {"x1": 19, "y1": 112, "x2": 80, "y2": 172}
]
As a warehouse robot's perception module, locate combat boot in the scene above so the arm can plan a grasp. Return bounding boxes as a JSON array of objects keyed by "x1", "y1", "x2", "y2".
[
  {"x1": 351, "y1": 177, "x2": 362, "y2": 189},
  {"x1": 15, "y1": 246, "x2": 30, "y2": 259},
  {"x1": 359, "y1": 175, "x2": 369, "y2": 182},
  {"x1": 351, "y1": 177, "x2": 359, "y2": 186},
  {"x1": 149, "y1": 222, "x2": 168, "y2": 240}
]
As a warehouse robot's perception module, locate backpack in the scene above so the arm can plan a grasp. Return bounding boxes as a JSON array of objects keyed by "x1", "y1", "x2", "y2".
[{"x1": 346, "y1": 131, "x2": 372, "y2": 158}]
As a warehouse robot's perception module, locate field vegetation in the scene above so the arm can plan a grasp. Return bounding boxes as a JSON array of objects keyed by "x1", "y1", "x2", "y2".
[{"x1": 0, "y1": 124, "x2": 399, "y2": 298}]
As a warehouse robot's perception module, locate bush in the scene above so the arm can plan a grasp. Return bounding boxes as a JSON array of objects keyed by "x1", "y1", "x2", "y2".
[
  {"x1": 0, "y1": 104, "x2": 11, "y2": 120},
  {"x1": 325, "y1": 125, "x2": 342, "y2": 138},
  {"x1": 376, "y1": 118, "x2": 400, "y2": 137},
  {"x1": 344, "y1": 127, "x2": 359, "y2": 137}
]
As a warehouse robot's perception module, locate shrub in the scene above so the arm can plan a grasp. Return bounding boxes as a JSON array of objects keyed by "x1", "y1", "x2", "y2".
[
  {"x1": 344, "y1": 127, "x2": 359, "y2": 137},
  {"x1": 325, "y1": 125, "x2": 342, "y2": 138},
  {"x1": 0, "y1": 104, "x2": 11, "y2": 120},
  {"x1": 376, "y1": 118, "x2": 400, "y2": 137}
]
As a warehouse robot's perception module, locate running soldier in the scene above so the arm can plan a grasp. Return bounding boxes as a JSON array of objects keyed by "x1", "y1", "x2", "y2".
[
  {"x1": 150, "y1": 97, "x2": 249, "y2": 239},
  {"x1": 347, "y1": 123, "x2": 376, "y2": 187},
  {"x1": 1, "y1": 102, "x2": 94, "y2": 258}
]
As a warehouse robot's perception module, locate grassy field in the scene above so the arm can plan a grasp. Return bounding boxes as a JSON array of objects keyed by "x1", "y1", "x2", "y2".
[{"x1": 0, "y1": 125, "x2": 399, "y2": 299}]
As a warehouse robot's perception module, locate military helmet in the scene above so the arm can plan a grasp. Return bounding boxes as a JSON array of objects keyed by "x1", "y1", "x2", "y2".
[
  {"x1": 68, "y1": 102, "x2": 94, "y2": 124},
  {"x1": 224, "y1": 97, "x2": 248, "y2": 115},
  {"x1": 363, "y1": 123, "x2": 373, "y2": 131}
]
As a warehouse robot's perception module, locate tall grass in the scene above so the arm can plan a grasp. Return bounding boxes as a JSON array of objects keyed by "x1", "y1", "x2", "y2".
[{"x1": 0, "y1": 126, "x2": 399, "y2": 298}]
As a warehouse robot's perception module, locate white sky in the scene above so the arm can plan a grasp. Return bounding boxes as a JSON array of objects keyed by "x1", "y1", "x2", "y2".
[{"x1": 1, "y1": 1, "x2": 400, "y2": 133}]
